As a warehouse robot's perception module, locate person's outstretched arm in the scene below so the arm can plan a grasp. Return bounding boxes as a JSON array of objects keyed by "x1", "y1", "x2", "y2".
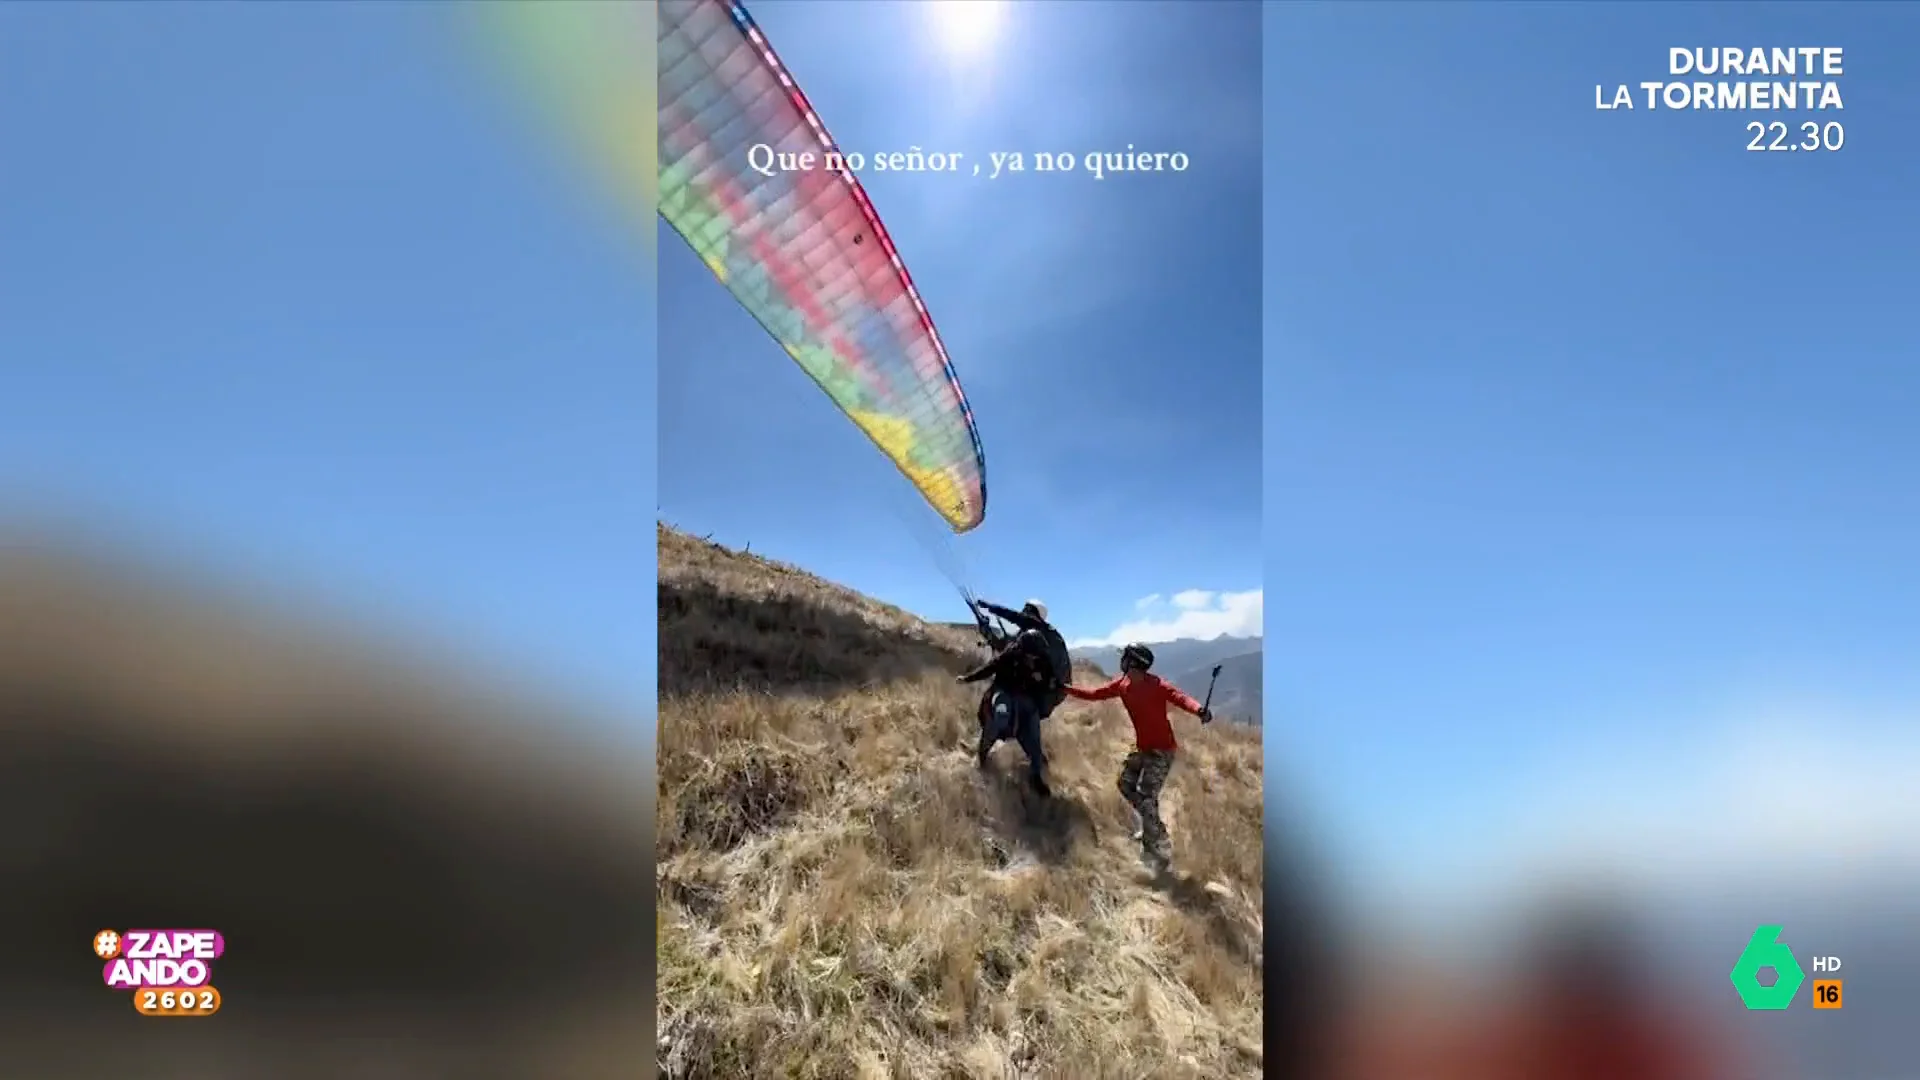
[
  {"x1": 1065, "y1": 676, "x2": 1126, "y2": 701},
  {"x1": 979, "y1": 601, "x2": 1044, "y2": 632},
  {"x1": 966, "y1": 601, "x2": 1012, "y2": 649},
  {"x1": 1163, "y1": 682, "x2": 1210, "y2": 721},
  {"x1": 958, "y1": 651, "x2": 1006, "y2": 684}
]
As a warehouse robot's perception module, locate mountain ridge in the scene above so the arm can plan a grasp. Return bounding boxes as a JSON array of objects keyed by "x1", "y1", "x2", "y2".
[{"x1": 1071, "y1": 636, "x2": 1264, "y2": 724}]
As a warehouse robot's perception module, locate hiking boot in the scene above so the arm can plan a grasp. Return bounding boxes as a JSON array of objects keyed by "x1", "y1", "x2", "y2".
[{"x1": 1029, "y1": 772, "x2": 1051, "y2": 798}]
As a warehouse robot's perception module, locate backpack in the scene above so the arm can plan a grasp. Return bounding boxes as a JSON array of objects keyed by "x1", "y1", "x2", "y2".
[{"x1": 1023, "y1": 625, "x2": 1071, "y2": 716}]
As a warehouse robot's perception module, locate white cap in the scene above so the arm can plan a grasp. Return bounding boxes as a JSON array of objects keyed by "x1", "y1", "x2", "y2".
[{"x1": 1024, "y1": 599, "x2": 1048, "y2": 622}]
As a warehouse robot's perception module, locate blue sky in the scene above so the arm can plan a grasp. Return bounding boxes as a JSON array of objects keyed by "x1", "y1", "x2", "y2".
[
  {"x1": 658, "y1": 1, "x2": 1263, "y2": 647},
  {"x1": 1267, "y1": 3, "x2": 1920, "y2": 906},
  {"x1": 0, "y1": 4, "x2": 658, "y2": 717}
]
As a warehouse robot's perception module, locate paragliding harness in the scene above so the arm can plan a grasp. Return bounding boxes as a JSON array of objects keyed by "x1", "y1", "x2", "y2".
[{"x1": 962, "y1": 591, "x2": 1069, "y2": 729}]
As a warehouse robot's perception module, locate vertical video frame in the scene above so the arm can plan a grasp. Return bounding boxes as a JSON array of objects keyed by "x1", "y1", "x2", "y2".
[{"x1": 655, "y1": 1, "x2": 1271, "y2": 1076}]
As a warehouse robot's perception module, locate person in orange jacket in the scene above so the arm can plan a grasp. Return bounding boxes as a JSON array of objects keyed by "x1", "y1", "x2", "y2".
[{"x1": 1064, "y1": 642, "x2": 1210, "y2": 872}]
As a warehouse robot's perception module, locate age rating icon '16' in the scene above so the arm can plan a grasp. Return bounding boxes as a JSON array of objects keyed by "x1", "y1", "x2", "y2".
[{"x1": 94, "y1": 928, "x2": 225, "y2": 1017}]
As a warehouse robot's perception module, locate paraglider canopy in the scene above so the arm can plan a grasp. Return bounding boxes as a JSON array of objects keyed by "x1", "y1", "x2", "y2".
[{"x1": 658, "y1": 0, "x2": 988, "y2": 533}]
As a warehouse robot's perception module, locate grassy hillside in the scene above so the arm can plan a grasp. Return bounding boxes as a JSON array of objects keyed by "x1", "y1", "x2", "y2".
[{"x1": 656, "y1": 524, "x2": 1269, "y2": 1079}]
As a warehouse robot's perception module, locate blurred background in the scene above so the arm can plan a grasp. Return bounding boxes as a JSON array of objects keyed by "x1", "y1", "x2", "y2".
[
  {"x1": 2, "y1": 3, "x2": 654, "y2": 1075},
  {"x1": 1268, "y1": 4, "x2": 1920, "y2": 1079}
]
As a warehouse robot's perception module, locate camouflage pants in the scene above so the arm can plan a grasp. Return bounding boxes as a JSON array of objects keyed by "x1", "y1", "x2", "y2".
[{"x1": 1118, "y1": 749, "x2": 1175, "y2": 861}]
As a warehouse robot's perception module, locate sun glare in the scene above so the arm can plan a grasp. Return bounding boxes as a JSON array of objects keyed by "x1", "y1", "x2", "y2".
[{"x1": 926, "y1": 0, "x2": 1008, "y2": 61}]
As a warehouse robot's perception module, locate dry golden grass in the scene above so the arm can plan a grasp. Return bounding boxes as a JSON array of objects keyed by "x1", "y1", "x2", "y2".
[{"x1": 656, "y1": 524, "x2": 1267, "y2": 1079}]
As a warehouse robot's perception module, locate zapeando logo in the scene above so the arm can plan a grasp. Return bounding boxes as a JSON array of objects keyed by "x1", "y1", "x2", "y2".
[{"x1": 94, "y1": 928, "x2": 226, "y2": 1017}]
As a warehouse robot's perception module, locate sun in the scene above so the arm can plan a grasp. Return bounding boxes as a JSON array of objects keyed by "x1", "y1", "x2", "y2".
[{"x1": 925, "y1": 0, "x2": 1008, "y2": 61}]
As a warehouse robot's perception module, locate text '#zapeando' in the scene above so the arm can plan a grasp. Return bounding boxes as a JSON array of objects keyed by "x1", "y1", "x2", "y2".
[{"x1": 96, "y1": 928, "x2": 225, "y2": 989}]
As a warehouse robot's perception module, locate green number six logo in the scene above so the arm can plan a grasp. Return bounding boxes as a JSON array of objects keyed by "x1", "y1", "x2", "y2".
[{"x1": 1730, "y1": 925, "x2": 1805, "y2": 1010}]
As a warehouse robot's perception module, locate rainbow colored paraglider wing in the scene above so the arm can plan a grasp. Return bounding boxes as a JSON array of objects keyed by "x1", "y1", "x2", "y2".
[{"x1": 658, "y1": 0, "x2": 987, "y2": 532}]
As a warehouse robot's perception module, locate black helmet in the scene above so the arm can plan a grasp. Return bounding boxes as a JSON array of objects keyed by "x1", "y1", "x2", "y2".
[{"x1": 1120, "y1": 643, "x2": 1154, "y2": 671}]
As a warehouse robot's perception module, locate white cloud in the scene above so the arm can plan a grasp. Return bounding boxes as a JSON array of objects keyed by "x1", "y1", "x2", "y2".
[
  {"x1": 1133, "y1": 593, "x2": 1161, "y2": 611},
  {"x1": 1071, "y1": 588, "x2": 1261, "y2": 648}
]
